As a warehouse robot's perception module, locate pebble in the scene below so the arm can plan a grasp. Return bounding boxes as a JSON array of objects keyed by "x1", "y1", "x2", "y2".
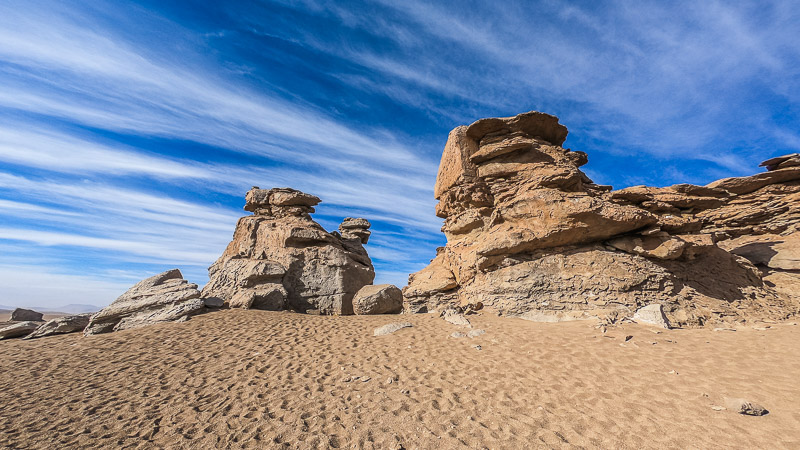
[
  {"x1": 473, "y1": 345, "x2": 482, "y2": 351},
  {"x1": 450, "y1": 332, "x2": 467, "y2": 338},
  {"x1": 361, "y1": 377, "x2": 371, "y2": 383}
]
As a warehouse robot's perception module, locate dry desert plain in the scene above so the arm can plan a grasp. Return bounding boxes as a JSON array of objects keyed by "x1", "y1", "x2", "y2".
[{"x1": 1, "y1": 309, "x2": 799, "y2": 449}]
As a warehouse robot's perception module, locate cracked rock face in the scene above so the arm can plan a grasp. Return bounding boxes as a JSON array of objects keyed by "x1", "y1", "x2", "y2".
[
  {"x1": 84, "y1": 269, "x2": 204, "y2": 335},
  {"x1": 202, "y1": 187, "x2": 375, "y2": 315},
  {"x1": 403, "y1": 111, "x2": 800, "y2": 327}
]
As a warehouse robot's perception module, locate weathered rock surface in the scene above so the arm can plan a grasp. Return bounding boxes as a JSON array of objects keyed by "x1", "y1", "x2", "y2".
[
  {"x1": 373, "y1": 322, "x2": 413, "y2": 336},
  {"x1": 352, "y1": 284, "x2": 403, "y2": 315},
  {"x1": 202, "y1": 187, "x2": 375, "y2": 315},
  {"x1": 724, "y1": 397, "x2": 769, "y2": 416},
  {"x1": 404, "y1": 111, "x2": 800, "y2": 327},
  {"x1": 24, "y1": 313, "x2": 92, "y2": 339},
  {"x1": 84, "y1": 269, "x2": 204, "y2": 335},
  {"x1": 633, "y1": 304, "x2": 671, "y2": 329},
  {"x1": 0, "y1": 321, "x2": 40, "y2": 340},
  {"x1": 10, "y1": 308, "x2": 43, "y2": 322}
]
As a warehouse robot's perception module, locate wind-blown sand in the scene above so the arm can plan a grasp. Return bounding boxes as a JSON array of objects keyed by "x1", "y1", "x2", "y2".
[{"x1": 0, "y1": 310, "x2": 798, "y2": 449}]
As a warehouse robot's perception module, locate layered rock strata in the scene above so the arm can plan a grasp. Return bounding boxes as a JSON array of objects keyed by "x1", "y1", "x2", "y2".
[
  {"x1": 25, "y1": 313, "x2": 92, "y2": 339},
  {"x1": 84, "y1": 269, "x2": 204, "y2": 335},
  {"x1": 202, "y1": 188, "x2": 375, "y2": 315},
  {"x1": 404, "y1": 112, "x2": 800, "y2": 327}
]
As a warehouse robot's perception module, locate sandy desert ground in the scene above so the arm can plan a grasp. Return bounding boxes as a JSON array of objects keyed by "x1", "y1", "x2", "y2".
[{"x1": 1, "y1": 309, "x2": 798, "y2": 449}]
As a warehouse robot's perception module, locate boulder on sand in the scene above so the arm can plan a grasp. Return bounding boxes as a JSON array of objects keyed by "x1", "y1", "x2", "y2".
[
  {"x1": 10, "y1": 308, "x2": 43, "y2": 322},
  {"x1": 84, "y1": 269, "x2": 204, "y2": 335},
  {"x1": 24, "y1": 313, "x2": 93, "y2": 339},
  {"x1": 0, "y1": 321, "x2": 40, "y2": 340},
  {"x1": 352, "y1": 284, "x2": 403, "y2": 315}
]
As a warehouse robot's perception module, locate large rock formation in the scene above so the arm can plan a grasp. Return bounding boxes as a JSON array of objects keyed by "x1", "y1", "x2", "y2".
[
  {"x1": 404, "y1": 112, "x2": 800, "y2": 327},
  {"x1": 84, "y1": 269, "x2": 205, "y2": 335},
  {"x1": 202, "y1": 187, "x2": 374, "y2": 315}
]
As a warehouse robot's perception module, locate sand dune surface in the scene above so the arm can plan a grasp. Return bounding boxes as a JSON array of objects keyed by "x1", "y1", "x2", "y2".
[{"x1": 1, "y1": 310, "x2": 798, "y2": 449}]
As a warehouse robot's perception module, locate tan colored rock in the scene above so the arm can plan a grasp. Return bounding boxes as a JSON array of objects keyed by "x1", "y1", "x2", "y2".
[
  {"x1": 352, "y1": 284, "x2": 403, "y2": 315},
  {"x1": 24, "y1": 313, "x2": 92, "y2": 339},
  {"x1": 760, "y1": 153, "x2": 800, "y2": 171},
  {"x1": 84, "y1": 269, "x2": 204, "y2": 335},
  {"x1": 404, "y1": 111, "x2": 800, "y2": 326},
  {"x1": 339, "y1": 217, "x2": 371, "y2": 244},
  {"x1": 721, "y1": 233, "x2": 800, "y2": 270},
  {"x1": 706, "y1": 167, "x2": 800, "y2": 195},
  {"x1": 633, "y1": 304, "x2": 671, "y2": 329},
  {"x1": 0, "y1": 321, "x2": 40, "y2": 340},
  {"x1": 202, "y1": 188, "x2": 374, "y2": 315},
  {"x1": 10, "y1": 308, "x2": 43, "y2": 322}
]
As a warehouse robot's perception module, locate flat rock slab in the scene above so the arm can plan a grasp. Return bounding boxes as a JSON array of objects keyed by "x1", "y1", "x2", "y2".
[
  {"x1": 0, "y1": 321, "x2": 40, "y2": 340},
  {"x1": 442, "y1": 310, "x2": 471, "y2": 327},
  {"x1": 24, "y1": 314, "x2": 92, "y2": 340},
  {"x1": 373, "y1": 322, "x2": 413, "y2": 336},
  {"x1": 633, "y1": 304, "x2": 671, "y2": 329}
]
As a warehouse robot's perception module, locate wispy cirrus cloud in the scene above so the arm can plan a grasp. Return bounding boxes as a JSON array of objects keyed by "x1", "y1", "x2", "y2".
[{"x1": 1, "y1": 0, "x2": 799, "y2": 308}]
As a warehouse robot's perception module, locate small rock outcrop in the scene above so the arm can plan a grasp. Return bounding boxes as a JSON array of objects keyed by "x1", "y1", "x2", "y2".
[
  {"x1": 10, "y1": 308, "x2": 43, "y2": 322},
  {"x1": 202, "y1": 188, "x2": 375, "y2": 315},
  {"x1": 84, "y1": 269, "x2": 204, "y2": 335},
  {"x1": 24, "y1": 313, "x2": 92, "y2": 339},
  {"x1": 404, "y1": 111, "x2": 800, "y2": 327},
  {"x1": 0, "y1": 321, "x2": 40, "y2": 340},
  {"x1": 352, "y1": 284, "x2": 403, "y2": 315}
]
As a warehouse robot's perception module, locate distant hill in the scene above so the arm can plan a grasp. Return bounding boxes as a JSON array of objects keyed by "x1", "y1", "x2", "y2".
[{"x1": 0, "y1": 304, "x2": 101, "y2": 314}]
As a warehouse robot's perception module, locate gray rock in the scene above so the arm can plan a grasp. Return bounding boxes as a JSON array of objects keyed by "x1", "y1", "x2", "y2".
[
  {"x1": 633, "y1": 304, "x2": 671, "y2": 329},
  {"x1": 84, "y1": 269, "x2": 203, "y2": 335},
  {"x1": 10, "y1": 308, "x2": 43, "y2": 322},
  {"x1": 24, "y1": 313, "x2": 92, "y2": 339},
  {"x1": 450, "y1": 331, "x2": 467, "y2": 338},
  {"x1": 724, "y1": 397, "x2": 769, "y2": 416},
  {"x1": 0, "y1": 321, "x2": 39, "y2": 340},
  {"x1": 373, "y1": 322, "x2": 413, "y2": 336},
  {"x1": 467, "y1": 329, "x2": 486, "y2": 338},
  {"x1": 203, "y1": 297, "x2": 224, "y2": 308},
  {"x1": 352, "y1": 284, "x2": 403, "y2": 315}
]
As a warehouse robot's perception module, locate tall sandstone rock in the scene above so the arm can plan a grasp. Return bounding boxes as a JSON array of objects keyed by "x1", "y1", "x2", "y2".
[
  {"x1": 404, "y1": 112, "x2": 800, "y2": 327},
  {"x1": 202, "y1": 187, "x2": 374, "y2": 315}
]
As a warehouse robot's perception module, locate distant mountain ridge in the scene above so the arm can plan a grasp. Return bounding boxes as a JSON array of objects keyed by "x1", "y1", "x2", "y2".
[{"x1": 0, "y1": 304, "x2": 101, "y2": 314}]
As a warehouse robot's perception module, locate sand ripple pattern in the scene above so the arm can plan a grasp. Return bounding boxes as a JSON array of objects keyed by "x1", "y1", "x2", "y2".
[{"x1": 0, "y1": 310, "x2": 799, "y2": 449}]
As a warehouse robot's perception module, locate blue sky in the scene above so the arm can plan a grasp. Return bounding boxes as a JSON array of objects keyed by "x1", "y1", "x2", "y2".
[{"x1": 1, "y1": 0, "x2": 799, "y2": 309}]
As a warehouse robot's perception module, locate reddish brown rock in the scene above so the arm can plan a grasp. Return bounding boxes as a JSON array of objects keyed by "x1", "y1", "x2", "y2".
[{"x1": 404, "y1": 111, "x2": 800, "y2": 326}]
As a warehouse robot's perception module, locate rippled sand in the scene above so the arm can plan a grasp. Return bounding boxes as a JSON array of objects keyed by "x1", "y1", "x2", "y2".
[{"x1": 1, "y1": 309, "x2": 798, "y2": 449}]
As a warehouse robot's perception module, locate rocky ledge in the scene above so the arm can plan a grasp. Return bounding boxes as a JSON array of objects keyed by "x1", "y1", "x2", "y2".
[{"x1": 403, "y1": 111, "x2": 800, "y2": 327}]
